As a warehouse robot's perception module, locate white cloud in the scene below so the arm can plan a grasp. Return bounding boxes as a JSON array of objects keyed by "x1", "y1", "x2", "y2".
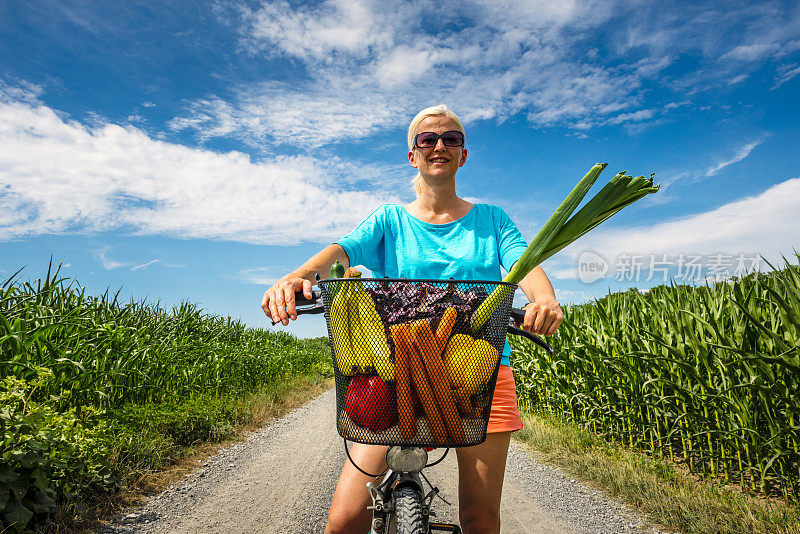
[
  {"x1": 174, "y1": 43, "x2": 653, "y2": 146},
  {"x1": 238, "y1": 267, "x2": 278, "y2": 286},
  {"x1": 373, "y1": 47, "x2": 435, "y2": 89},
  {"x1": 0, "y1": 89, "x2": 404, "y2": 244},
  {"x1": 606, "y1": 109, "x2": 655, "y2": 125},
  {"x1": 663, "y1": 101, "x2": 691, "y2": 110},
  {"x1": 242, "y1": 0, "x2": 397, "y2": 60},
  {"x1": 555, "y1": 176, "x2": 800, "y2": 272},
  {"x1": 166, "y1": 0, "x2": 800, "y2": 147},
  {"x1": 705, "y1": 139, "x2": 762, "y2": 176},
  {"x1": 169, "y1": 83, "x2": 403, "y2": 148},
  {"x1": 720, "y1": 42, "x2": 781, "y2": 62},
  {"x1": 131, "y1": 259, "x2": 160, "y2": 271},
  {"x1": 0, "y1": 80, "x2": 43, "y2": 103},
  {"x1": 171, "y1": 0, "x2": 668, "y2": 146},
  {"x1": 549, "y1": 266, "x2": 581, "y2": 281},
  {"x1": 96, "y1": 248, "x2": 125, "y2": 270},
  {"x1": 773, "y1": 63, "x2": 800, "y2": 89}
]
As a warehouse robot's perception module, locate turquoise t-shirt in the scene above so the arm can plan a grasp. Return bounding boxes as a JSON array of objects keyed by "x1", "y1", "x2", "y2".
[{"x1": 336, "y1": 203, "x2": 528, "y2": 366}]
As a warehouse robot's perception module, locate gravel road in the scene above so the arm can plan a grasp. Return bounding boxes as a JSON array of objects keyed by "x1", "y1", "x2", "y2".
[{"x1": 102, "y1": 388, "x2": 671, "y2": 533}]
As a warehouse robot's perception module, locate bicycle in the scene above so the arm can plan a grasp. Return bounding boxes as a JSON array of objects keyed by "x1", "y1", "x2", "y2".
[{"x1": 282, "y1": 277, "x2": 553, "y2": 534}]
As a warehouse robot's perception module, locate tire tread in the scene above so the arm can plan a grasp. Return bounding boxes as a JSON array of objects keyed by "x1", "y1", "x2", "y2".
[{"x1": 395, "y1": 485, "x2": 424, "y2": 534}]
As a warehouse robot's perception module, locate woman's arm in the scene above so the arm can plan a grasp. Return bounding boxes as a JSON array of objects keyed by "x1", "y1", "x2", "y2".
[
  {"x1": 516, "y1": 265, "x2": 564, "y2": 336},
  {"x1": 261, "y1": 243, "x2": 350, "y2": 326}
]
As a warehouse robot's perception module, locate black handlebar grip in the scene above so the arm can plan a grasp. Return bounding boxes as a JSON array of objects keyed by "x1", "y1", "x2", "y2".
[
  {"x1": 510, "y1": 307, "x2": 526, "y2": 325},
  {"x1": 508, "y1": 307, "x2": 555, "y2": 354},
  {"x1": 270, "y1": 290, "x2": 323, "y2": 325},
  {"x1": 294, "y1": 289, "x2": 320, "y2": 305}
]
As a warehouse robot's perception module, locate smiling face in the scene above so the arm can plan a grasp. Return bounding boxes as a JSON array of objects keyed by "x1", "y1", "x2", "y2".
[{"x1": 408, "y1": 115, "x2": 468, "y2": 181}]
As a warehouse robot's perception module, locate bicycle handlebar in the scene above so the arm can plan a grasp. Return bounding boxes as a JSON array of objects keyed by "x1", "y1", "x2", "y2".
[
  {"x1": 268, "y1": 290, "x2": 324, "y2": 325},
  {"x1": 508, "y1": 308, "x2": 555, "y2": 354},
  {"x1": 275, "y1": 290, "x2": 554, "y2": 354},
  {"x1": 294, "y1": 289, "x2": 322, "y2": 306}
]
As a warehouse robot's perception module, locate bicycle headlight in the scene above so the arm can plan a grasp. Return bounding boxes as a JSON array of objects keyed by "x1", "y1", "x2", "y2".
[{"x1": 386, "y1": 446, "x2": 428, "y2": 473}]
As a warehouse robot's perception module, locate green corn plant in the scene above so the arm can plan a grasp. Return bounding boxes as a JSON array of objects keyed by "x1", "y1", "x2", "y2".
[
  {"x1": 511, "y1": 254, "x2": 800, "y2": 502},
  {"x1": 1, "y1": 264, "x2": 332, "y2": 409}
]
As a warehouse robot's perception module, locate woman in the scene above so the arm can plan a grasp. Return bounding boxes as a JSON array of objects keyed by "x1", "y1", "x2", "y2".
[{"x1": 261, "y1": 105, "x2": 563, "y2": 534}]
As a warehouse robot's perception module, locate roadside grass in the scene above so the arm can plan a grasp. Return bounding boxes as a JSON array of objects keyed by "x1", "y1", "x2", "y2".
[
  {"x1": 514, "y1": 411, "x2": 800, "y2": 534},
  {"x1": 51, "y1": 368, "x2": 334, "y2": 533}
]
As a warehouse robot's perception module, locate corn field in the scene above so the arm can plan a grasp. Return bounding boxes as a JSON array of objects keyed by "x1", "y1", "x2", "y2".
[
  {"x1": 0, "y1": 264, "x2": 330, "y2": 410},
  {"x1": 511, "y1": 256, "x2": 800, "y2": 502}
]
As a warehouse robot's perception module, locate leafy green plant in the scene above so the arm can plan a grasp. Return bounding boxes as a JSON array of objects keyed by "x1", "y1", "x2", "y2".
[
  {"x1": 113, "y1": 395, "x2": 246, "y2": 446},
  {"x1": 1, "y1": 367, "x2": 117, "y2": 532}
]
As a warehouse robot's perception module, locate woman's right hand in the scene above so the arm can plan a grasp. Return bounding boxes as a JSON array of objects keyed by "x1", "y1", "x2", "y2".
[{"x1": 261, "y1": 275, "x2": 313, "y2": 326}]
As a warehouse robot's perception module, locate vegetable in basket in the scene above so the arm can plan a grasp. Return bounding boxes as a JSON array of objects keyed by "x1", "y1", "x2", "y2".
[
  {"x1": 328, "y1": 260, "x2": 345, "y2": 298},
  {"x1": 391, "y1": 323, "x2": 417, "y2": 439},
  {"x1": 472, "y1": 163, "x2": 660, "y2": 331},
  {"x1": 393, "y1": 322, "x2": 449, "y2": 445},
  {"x1": 367, "y1": 282, "x2": 485, "y2": 326},
  {"x1": 389, "y1": 314, "x2": 489, "y2": 444},
  {"x1": 443, "y1": 334, "x2": 499, "y2": 395},
  {"x1": 411, "y1": 320, "x2": 466, "y2": 443},
  {"x1": 331, "y1": 260, "x2": 345, "y2": 278}
]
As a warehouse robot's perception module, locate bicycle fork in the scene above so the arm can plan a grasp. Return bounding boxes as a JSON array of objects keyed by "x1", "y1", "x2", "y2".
[
  {"x1": 367, "y1": 470, "x2": 422, "y2": 533},
  {"x1": 366, "y1": 447, "x2": 461, "y2": 534}
]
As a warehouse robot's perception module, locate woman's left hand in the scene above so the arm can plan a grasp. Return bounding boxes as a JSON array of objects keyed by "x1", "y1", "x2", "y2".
[{"x1": 520, "y1": 295, "x2": 564, "y2": 337}]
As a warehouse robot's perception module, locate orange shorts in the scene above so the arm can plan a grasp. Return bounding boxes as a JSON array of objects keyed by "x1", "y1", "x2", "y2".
[{"x1": 486, "y1": 365, "x2": 523, "y2": 433}]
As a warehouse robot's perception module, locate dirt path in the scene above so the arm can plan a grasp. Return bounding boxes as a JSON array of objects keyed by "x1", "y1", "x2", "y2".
[{"x1": 103, "y1": 388, "x2": 669, "y2": 533}]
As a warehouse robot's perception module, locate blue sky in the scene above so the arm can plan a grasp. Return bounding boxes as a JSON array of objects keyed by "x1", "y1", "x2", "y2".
[{"x1": 1, "y1": 0, "x2": 799, "y2": 339}]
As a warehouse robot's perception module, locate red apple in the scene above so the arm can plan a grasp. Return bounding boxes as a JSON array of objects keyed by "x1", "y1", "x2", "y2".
[{"x1": 345, "y1": 375, "x2": 397, "y2": 432}]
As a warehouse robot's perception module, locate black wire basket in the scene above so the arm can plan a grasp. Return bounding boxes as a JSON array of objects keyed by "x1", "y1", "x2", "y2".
[{"x1": 317, "y1": 278, "x2": 517, "y2": 448}]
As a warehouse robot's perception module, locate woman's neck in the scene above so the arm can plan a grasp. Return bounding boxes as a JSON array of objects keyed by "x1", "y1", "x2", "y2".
[{"x1": 407, "y1": 179, "x2": 472, "y2": 224}]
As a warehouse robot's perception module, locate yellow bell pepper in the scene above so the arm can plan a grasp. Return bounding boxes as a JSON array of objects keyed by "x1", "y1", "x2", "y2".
[{"x1": 442, "y1": 334, "x2": 499, "y2": 396}]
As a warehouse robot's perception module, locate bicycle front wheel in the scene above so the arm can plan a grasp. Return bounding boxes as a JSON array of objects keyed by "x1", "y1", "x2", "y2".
[{"x1": 393, "y1": 485, "x2": 424, "y2": 534}]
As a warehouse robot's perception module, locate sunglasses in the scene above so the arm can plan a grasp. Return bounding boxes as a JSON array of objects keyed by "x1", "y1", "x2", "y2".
[{"x1": 413, "y1": 130, "x2": 465, "y2": 149}]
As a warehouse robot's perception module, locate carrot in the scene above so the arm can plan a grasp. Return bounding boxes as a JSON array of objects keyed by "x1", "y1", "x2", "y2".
[
  {"x1": 411, "y1": 320, "x2": 466, "y2": 443},
  {"x1": 391, "y1": 324, "x2": 416, "y2": 439},
  {"x1": 453, "y1": 388, "x2": 475, "y2": 417},
  {"x1": 405, "y1": 328, "x2": 448, "y2": 445},
  {"x1": 435, "y1": 307, "x2": 457, "y2": 354},
  {"x1": 410, "y1": 319, "x2": 436, "y2": 355}
]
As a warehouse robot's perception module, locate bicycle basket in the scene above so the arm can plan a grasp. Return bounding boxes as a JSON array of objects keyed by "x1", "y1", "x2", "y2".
[{"x1": 317, "y1": 278, "x2": 517, "y2": 448}]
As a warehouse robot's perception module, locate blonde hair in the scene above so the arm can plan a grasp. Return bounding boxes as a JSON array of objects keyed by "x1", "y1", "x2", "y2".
[{"x1": 407, "y1": 104, "x2": 466, "y2": 197}]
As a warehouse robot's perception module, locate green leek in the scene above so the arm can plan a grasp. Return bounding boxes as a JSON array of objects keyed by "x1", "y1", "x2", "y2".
[{"x1": 471, "y1": 163, "x2": 660, "y2": 332}]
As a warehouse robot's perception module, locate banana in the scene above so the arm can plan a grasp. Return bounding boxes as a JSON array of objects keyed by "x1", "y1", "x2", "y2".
[
  {"x1": 330, "y1": 284, "x2": 358, "y2": 375},
  {"x1": 347, "y1": 282, "x2": 374, "y2": 374},
  {"x1": 353, "y1": 284, "x2": 395, "y2": 382}
]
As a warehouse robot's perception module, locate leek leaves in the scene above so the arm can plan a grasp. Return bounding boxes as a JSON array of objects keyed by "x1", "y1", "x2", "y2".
[{"x1": 472, "y1": 163, "x2": 660, "y2": 331}]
